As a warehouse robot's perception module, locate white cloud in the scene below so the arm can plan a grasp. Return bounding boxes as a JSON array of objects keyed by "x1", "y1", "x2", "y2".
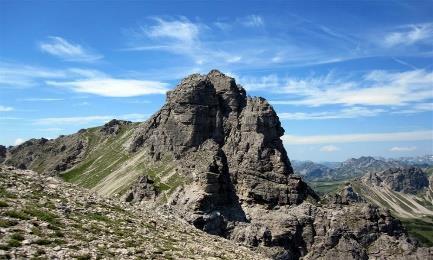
[
  {"x1": 34, "y1": 115, "x2": 113, "y2": 125},
  {"x1": 0, "y1": 62, "x2": 169, "y2": 97},
  {"x1": 34, "y1": 113, "x2": 150, "y2": 125},
  {"x1": 120, "y1": 113, "x2": 151, "y2": 122},
  {"x1": 394, "y1": 102, "x2": 433, "y2": 114},
  {"x1": 20, "y1": 98, "x2": 64, "y2": 102},
  {"x1": 320, "y1": 145, "x2": 340, "y2": 152},
  {"x1": 389, "y1": 146, "x2": 417, "y2": 152},
  {"x1": 267, "y1": 69, "x2": 433, "y2": 107},
  {"x1": 214, "y1": 21, "x2": 232, "y2": 31},
  {"x1": 278, "y1": 107, "x2": 385, "y2": 120},
  {"x1": 14, "y1": 138, "x2": 24, "y2": 146},
  {"x1": 125, "y1": 16, "x2": 348, "y2": 68},
  {"x1": 144, "y1": 17, "x2": 200, "y2": 43},
  {"x1": 35, "y1": 128, "x2": 64, "y2": 132},
  {"x1": 240, "y1": 15, "x2": 264, "y2": 28},
  {"x1": 384, "y1": 23, "x2": 433, "y2": 47},
  {"x1": 240, "y1": 74, "x2": 281, "y2": 91},
  {"x1": 46, "y1": 78, "x2": 168, "y2": 97},
  {"x1": 39, "y1": 36, "x2": 103, "y2": 62},
  {"x1": 0, "y1": 62, "x2": 67, "y2": 87},
  {"x1": 0, "y1": 105, "x2": 13, "y2": 112},
  {"x1": 282, "y1": 130, "x2": 433, "y2": 145},
  {"x1": 130, "y1": 17, "x2": 246, "y2": 66}
]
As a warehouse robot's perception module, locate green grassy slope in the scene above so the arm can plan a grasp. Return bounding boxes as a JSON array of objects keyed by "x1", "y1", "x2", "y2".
[
  {"x1": 401, "y1": 217, "x2": 433, "y2": 247},
  {"x1": 60, "y1": 125, "x2": 185, "y2": 199}
]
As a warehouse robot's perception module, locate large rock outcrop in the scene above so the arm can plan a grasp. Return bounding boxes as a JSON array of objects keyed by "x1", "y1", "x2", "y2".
[
  {"x1": 0, "y1": 145, "x2": 6, "y2": 163},
  {"x1": 128, "y1": 70, "x2": 315, "y2": 209},
  {"x1": 5, "y1": 136, "x2": 87, "y2": 174},
  {"x1": 363, "y1": 167, "x2": 429, "y2": 194},
  {"x1": 125, "y1": 71, "x2": 430, "y2": 259},
  {"x1": 3, "y1": 70, "x2": 432, "y2": 259}
]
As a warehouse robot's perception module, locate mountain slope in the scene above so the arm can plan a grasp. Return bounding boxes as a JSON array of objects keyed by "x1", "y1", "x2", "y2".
[
  {"x1": 4, "y1": 70, "x2": 432, "y2": 259},
  {"x1": 351, "y1": 167, "x2": 433, "y2": 246},
  {"x1": 352, "y1": 167, "x2": 433, "y2": 219},
  {"x1": 0, "y1": 165, "x2": 264, "y2": 259}
]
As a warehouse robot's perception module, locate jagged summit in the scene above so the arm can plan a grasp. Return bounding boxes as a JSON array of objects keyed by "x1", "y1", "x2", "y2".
[
  {"x1": 3, "y1": 70, "x2": 432, "y2": 259},
  {"x1": 129, "y1": 70, "x2": 307, "y2": 209}
]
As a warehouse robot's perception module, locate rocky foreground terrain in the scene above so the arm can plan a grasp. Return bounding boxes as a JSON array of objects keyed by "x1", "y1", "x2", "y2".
[
  {"x1": 0, "y1": 165, "x2": 264, "y2": 259},
  {"x1": 2, "y1": 70, "x2": 433, "y2": 259}
]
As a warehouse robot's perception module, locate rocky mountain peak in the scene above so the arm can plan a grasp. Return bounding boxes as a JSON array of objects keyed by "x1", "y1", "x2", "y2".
[
  {"x1": 129, "y1": 70, "x2": 304, "y2": 206},
  {"x1": 3, "y1": 70, "x2": 432, "y2": 259},
  {"x1": 100, "y1": 119, "x2": 132, "y2": 135},
  {"x1": 363, "y1": 167, "x2": 429, "y2": 194}
]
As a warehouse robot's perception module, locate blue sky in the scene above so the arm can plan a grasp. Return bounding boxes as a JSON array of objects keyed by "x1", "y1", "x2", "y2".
[{"x1": 0, "y1": 0, "x2": 432, "y2": 161}]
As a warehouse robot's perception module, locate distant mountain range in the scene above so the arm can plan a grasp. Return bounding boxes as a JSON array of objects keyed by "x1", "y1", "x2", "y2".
[{"x1": 292, "y1": 155, "x2": 433, "y2": 182}]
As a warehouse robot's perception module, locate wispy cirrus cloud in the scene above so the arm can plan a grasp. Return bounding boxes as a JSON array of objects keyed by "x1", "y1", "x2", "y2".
[
  {"x1": 39, "y1": 36, "x2": 103, "y2": 62},
  {"x1": 389, "y1": 146, "x2": 417, "y2": 152},
  {"x1": 271, "y1": 69, "x2": 433, "y2": 107},
  {"x1": 0, "y1": 62, "x2": 169, "y2": 97},
  {"x1": 46, "y1": 78, "x2": 168, "y2": 97},
  {"x1": 34, "y1": 113, "x2": 151, "y2": 125},
  {"x1": 0, "y1": 62, "x2": 67, "y2": 87},
  {"x1": 145, "y1": 17, "x2": 200, "y2": 44},
  {"x1": 383, "y1": 23, "x2": 433, "y2": 48},
  {"x1": 126, "y1": 17, "x2": 240, "y2": 66},
  {"x1": 278, "y1": 107, "x2": 385, "y2": 120},
  {"x1": 124, "y1": 16, "x2": 356, "y2": 68},
  {"x1": 19, "y1": 98, "x2": 64, "y2": 102},
  {"x1": 0, "y1": 105, "x2": 14, "y2": 112},
  {"x1": 240, "y1": 15, "x2": 264, "y2": 28},
  {"x1": 240, "y1": 69, "x2": 432, "y2": 119},
  {"x1": 320, "y1": 145, "x2": 340, "y2": 152},
  {"x1": 393, "y1": 102, "x2": 433, "y2": 114},
  {"x1": 282, "y1": 130, "x2": 433, "y2": 145}
]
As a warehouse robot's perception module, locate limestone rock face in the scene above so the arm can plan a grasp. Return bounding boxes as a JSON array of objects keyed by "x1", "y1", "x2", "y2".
[
  {"x1": 0, "y1": 145, "x2": 6, "y2": 163},
  {"x1": 5, "y1": 136, "x2": 87, "y2": 175},
  {"x1": 3, "y1": 70, "x2": 431, "y2": 259},
  {"x1": 125, "y1": 70, "x2": 431, "y2": 259},
  {"x1": 430, "y1": 174, "x2": 433, "y2": 190},
  {"x1": 100, "y1": 119, "x2": 131, "y2": 135},
  {"x1": 129, "y1": 70, "x2": 315, "y2": 211},
  {"x1": 125, "y1": 175, "x2": 159, "y2": 203},
  {"x1": 327, "y1": 184, "x2": 365, "y2": 205},
  {"x1": 363, "y1": 167, "x2": 429, "y2": 194}
]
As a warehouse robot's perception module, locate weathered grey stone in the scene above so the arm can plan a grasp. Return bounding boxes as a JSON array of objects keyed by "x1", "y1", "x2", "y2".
[
  {"x1": 100, "y1": 119, "x2": 131, "y2": 135},
  {"x1": 3, "y1": 70, "x2": 431, "y2": 260},
  {"x1": 363, "y1": 167, "x2": 429, "y2": 194},
  {"x1": 0, "y1": 145, "x2": 6, "y2": 163}
]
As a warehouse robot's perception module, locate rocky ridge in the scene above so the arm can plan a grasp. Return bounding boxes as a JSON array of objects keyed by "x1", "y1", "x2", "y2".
[
  {"x1": 362, "y1": 167, "x2": 429, "y2": 195},
  {"x1": 0, "y1": 165, "x2": 264, "y2": 259},
  {"x1": 3, "y1": 70, "x2": 433, "y2": 259},
  {"x1": 349, "y1": 167, "x2": 433, "y2": 220}
]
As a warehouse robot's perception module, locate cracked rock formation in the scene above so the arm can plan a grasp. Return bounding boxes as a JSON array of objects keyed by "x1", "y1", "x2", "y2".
[
  {"x1": 4, "y1": 70, "x2": 433, "y2": 259},
  {"x1": 363, "y1": 167, "x2": 429, "y2": 194}
]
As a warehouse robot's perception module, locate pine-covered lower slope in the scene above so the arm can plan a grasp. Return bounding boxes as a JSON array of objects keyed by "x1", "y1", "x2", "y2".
[{"x1": 0, "y1": 166, "x2": 264, "y2": 259}]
